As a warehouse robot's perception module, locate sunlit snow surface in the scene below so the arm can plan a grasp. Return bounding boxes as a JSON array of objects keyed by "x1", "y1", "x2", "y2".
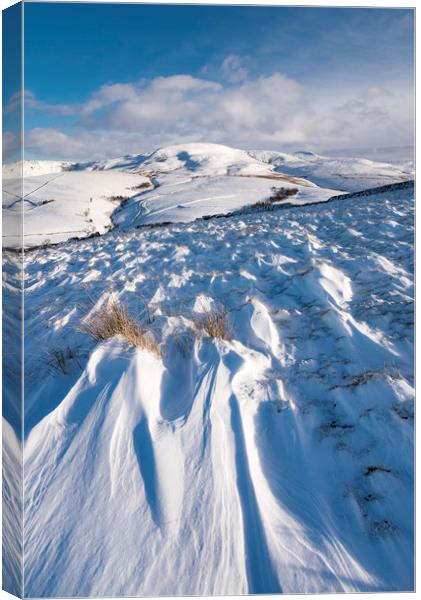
[
  {"x1": 9, "y1": 181, "x2": 413, "y2": 596},
  {"x1": 250, "y1": 149, "x2": 414, "y2": 192},
  {"x1": 3, "y1": 169, "x2": 149, "y2": 247},
  {"x1": 2, "y1": 143, "x2": 413, "y2": 247}
]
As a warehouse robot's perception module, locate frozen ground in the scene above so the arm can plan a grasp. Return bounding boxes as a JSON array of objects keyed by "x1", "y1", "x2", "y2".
[
  {"x1": 5, "y1": 179, "x2": 412, "y2": 596},
  {"x1": 2, "y1": 143, "x2": 413, "y2": 248}
]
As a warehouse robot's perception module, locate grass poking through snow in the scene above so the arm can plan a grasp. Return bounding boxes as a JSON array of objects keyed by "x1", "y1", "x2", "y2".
[
  {"x1": 79, "y1": 300, "x2": 161, "y2": 356},
  {"x1": 193, "y1": 304, "x2": 231, "y2": 340}
]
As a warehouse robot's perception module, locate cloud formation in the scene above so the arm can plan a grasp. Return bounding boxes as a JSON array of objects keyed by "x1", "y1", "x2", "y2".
[
  {"x1": 3, "y1": 131, "x2": 20, "y2": 162},
  {"x1": 21, "y1": 66, "x2": 414, "y2": 160},
  {"x1": 220, "y1": 55, "x2": 248, "y2": 83}
]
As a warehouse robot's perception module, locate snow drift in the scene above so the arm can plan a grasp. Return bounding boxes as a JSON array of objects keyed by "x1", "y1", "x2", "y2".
[{"x1": 17, "y1": 181, "x2": 414, "y2": 596}]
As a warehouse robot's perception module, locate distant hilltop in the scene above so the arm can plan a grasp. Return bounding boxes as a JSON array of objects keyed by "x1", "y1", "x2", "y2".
[{"x1": 3, "y1": 142, "x2": 414, "y2": 194}]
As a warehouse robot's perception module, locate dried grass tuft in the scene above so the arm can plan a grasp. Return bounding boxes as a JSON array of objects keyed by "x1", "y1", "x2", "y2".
[
  {"x1": 193, "y1": 304, "x2": 231, "y2": 340},
  {"x1": 79, "y1": 300, "x2": 161, "y2": 356}
]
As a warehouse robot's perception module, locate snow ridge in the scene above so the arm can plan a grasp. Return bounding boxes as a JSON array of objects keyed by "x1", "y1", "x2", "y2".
[{"x1": 16, "y1": 182, "x2": 414, "y2": 596}]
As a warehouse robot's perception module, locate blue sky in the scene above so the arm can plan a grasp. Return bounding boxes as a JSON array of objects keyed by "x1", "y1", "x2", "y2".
[
  {"x1": 24, "y1": 4, "x2": 414, "y2": 100},
  {"x1": 6, "y1": 2, "x2": 415, "y2": 160},
  {"x1": 2, "y1": 2, "x2": 22, "y2": 161}
]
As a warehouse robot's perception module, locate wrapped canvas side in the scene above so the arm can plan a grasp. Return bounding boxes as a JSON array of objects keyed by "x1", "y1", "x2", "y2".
[{"x1": 2, "y1": 2, "x2": 24, "y2": 597}]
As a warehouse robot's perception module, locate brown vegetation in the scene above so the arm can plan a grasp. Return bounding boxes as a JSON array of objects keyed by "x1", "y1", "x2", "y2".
[
  {"x1": 79, "y1": 300, "x2": 161, "y2": 355},
  {"x1": 268, "y1": 187, "x2": 299, "y2": 202},
  {"x1": 109, "y1": 195, "x2": 129, "y2": 203},
  {"x1": 131, "y1": 181, "x2": 152, "y2": 191},
  {"x1": 193, "y1": 304, "x2": 231, "y2": 340}
]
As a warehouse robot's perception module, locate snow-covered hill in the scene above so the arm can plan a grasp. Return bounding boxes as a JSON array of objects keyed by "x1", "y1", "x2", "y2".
[
  {"x1": 136, "y1": 142, "x2": 277, "y2": 176},
  {"x1": 86, "y1": 143, "x2": 338, "y2": 231},
  {"x1": 250, "y1": 149, "x2": 414, "y2": 192},
  {"x1": 2, "y1": 143, "x2": 414, "y2": 247},
  {"x1": 2, "y1": 160, "x2": 72, "y2": 179},
  {"x1": 3, "y1": 170, "x2": 150, "y2": 247},
  {"x1": 9, "y1": 181, "x2": 412, "y2": 596},
  {"x1": 1, "y1": 143, "x2": 414, "y2": 594}
]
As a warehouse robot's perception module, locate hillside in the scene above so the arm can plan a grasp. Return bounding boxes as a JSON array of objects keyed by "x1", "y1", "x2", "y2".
[
  {"x1": 250, "y1": 149, "x2": 414, "y2": 192},
  {"x1": 2, "y1": 143, "x2": 414, "y2": 248},
  {"x1": 13, "y1": 181, "x2": 414, "y2": 596}
]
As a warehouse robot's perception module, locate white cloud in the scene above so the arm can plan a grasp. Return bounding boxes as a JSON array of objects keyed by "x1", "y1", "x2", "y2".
[
  {"x1": 5, "y1": 89, "x2": 82, "y2": 120},
  {"x1": 94, "y1": 76, "x2": 222, "y2": 131},
  {"x1": 326, "y1": 86, "x2": 414, "y2": 149},
  {"x1": 220, "y1": 55, "x2": 248, "y2": 83},
  {"x1": 3, "y1": 131, "x2": 20, "y2": 161},
  {"x1": 25, "y1": 128, "x2": 154, "y2": 160},
  {"x1": 4, "y1": 92, "x2": 22, "y2": 116},
  {"x1": 24, "y1": 71, "x2": 414, "y2": 160}
]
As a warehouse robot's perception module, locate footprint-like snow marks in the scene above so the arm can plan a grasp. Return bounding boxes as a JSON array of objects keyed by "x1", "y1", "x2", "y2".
[{"x1": 17, "y1": 182, "x2": 414, "y2": 596}]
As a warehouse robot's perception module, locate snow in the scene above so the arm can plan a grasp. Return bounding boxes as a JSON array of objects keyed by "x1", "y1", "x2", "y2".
[
  {"x1": 249, "y1": 149, "x2": 414, "y2": 192},
  {"x1": 3, "y1": 170, "x2": 151, "y2": 247},
  {"x1": 110, "y1": 143, "x2": 336, "y2": 229},
  {"x1": 2, "y1": 143, "x2": 413, "y2": 248},
  {"x1": 113, "y1": 174, "x2": 336, "y2": 229},
  {"x1": 2, "y1": 420, "x2": 22, "y2": 598},
  {"x1": 2, "y1": 160, "x2": 72, "y2": 179},
  {"x1": 6, "y1": 180, "x2": 412, "y2": 596}
]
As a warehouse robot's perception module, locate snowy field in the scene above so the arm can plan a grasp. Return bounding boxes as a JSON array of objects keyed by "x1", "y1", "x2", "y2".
[
  {"x1": 2, "y1": 143, "x2": 413, "y2": 248},
  {"x1": 3, "y1": 169, "x2": 150, "y2": 247},
  {"x1": 250, "y1": 149, "x2": 414, "y2": 192},
  {"x1": 2, "y1": 144, "x2": 414, "y2": 596}
]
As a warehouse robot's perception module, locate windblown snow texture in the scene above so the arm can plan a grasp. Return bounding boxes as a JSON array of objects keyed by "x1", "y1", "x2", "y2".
[{"x1": 15, "y1": 179, "x2": 413, "y2": 596}]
